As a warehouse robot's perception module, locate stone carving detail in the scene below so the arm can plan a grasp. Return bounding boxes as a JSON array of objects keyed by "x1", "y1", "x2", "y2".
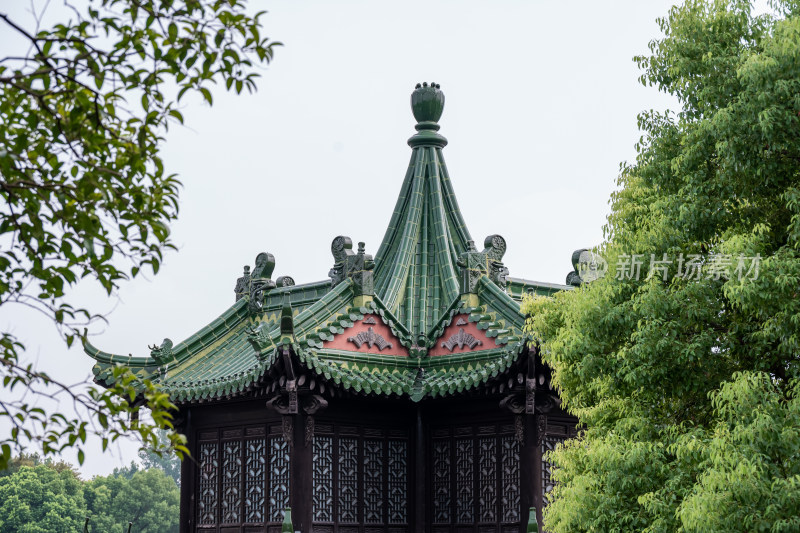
[
  {"x1": 244, "y1": 438, "x2": 266, "y2": 523},
  {"x1": 387, "y1": 440, "x2": 408, "y2": 525},
  {"x1": 348, "y1": 327, "x2": 393, "y2": 350},
  {"x1": 247, "y1": 321, "x2": 274, "y2": 355},
  {"x1": 328, "y1": 236, "x2": 375, "y2": 296},
  {"x1": 148, "y1": 338, "x2": 173, "y2": 363},
  {"x1": 352, "y1": 242, "x2": 375, "y2": 297},
  {"x1": 338, "y1": 438, "x2": 359, "y2": 523},
  {"x1": 234, "y1": 265, "x2": 251, "y2": 301},
  {"x1": 455, "y1": 439, "x2": 474, "y2": 524},
  {"x1": 566, "y1": 248, "x2": 607, "y2": 286},
  {"x1": 566, "y1": 248, "x2": 588, "y2": 286},
  {"x1": 268, "y1": 435, "x2": 290, "y2": 522},
  {"x1": 198, "y1": 442, "x2": 218, "y2": 525},
  {"x1": 457, "y1": 240, "x2": 485, "y2": 295},
  {"x1": 441, "y1": 328, "x2": 482, "y2": 351},
  {"x1": 501, "y1": 436, "x2": 520, "y2": 523},
  {"x1": 249, "y1": 252, "x2": 277, "y2": 314},
  {"x1": 363, "y1": 316, "x2": 377, "y2": 325},
  {"x1": 457, "y1": 235, "x2": 510, "y2": 293},
  {"x1": 221, "y1": 441, "x2": 242, "y2": 524},
  {"x1": 433, "y1": 440, "x2": 451, "y2": 524},
  {"x1": 312, "y1": 435, "x2": 334, "y2": 522},
  {"x1": 482, "y1": 234, "x2": 509, "y2": 290},
  {"x1": 363, "y1": 439, "x2": 384, "y2": 524},
  {"x1": 478, "y1": 438, "x2": 497, "y2": 523},
  {"x1": 275, "y1": 275, "x2": 295, "y2": 287},
  {"x1": 483, "y1": 234, "x2": 507, "y2": 262},
  {"x1": 455, "y1": 317, "x2": 467, "y2": 326},
  {"x1": 328, "y1": 236, "x2": 353, "y2": 287}
]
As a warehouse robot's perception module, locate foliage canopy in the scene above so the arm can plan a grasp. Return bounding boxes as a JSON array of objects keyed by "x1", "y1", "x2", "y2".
[
  {"x1": 0, "y1": 459, "x2": 179, "y2": 533},
  {"x1": 524, "y1": 1, "x2": 800, "y2": 531},
  {"x1": 0, "y1": 0, "x2": 279, "y2": 469}
]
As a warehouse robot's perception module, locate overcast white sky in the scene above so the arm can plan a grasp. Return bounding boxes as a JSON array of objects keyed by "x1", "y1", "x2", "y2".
[{"x1": 3, "y1": 0, "x2": 768, "y2": 477}]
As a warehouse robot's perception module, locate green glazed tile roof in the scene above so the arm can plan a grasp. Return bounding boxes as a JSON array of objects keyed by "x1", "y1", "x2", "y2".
[
  {"x1": 85, "y1": 84, "x2": 571, "y2": 404},
  {"x1": 373, "y1": 142, "x2": 470, "y2": 336}
]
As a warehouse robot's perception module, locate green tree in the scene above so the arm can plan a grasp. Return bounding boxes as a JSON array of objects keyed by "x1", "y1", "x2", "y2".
[
  {"x1": 524, "y1": 1, "x2": 800, "y2": 531},
  {"x1": 0, "y1": 464, "x2": 86, "y2": 533},
  {"x1": 678, "y1": 373, "x2": 800, "y2": 531},
  {"x1": 0, "y1": 452, "x2": 76, "y2": 479},
  {"x1": 86, "y1": 468, "x2": 179, "y2": 533},
  {"x1": 0, "y1": 0, "x2": 279, "y2": 468}
]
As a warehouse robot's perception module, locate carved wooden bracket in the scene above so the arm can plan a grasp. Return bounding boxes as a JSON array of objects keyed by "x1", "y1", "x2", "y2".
[
  {"x1": 525, "y1": 377, "x2": 536, "y2": 414},
  {"x1": 514, "y1": 414, "x2": 525, "y2": 445},
  {"x1": 281, "y1": 416, "x2": 293, "y2": 448},
  {"x1": 536, "y1": 414, "x2": 547, "y2": 447}
]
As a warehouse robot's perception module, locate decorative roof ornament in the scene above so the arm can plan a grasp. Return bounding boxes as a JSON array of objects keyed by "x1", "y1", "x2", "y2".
[
  {"x1": 328, "y1": 235, "x2": 354, "y2": 287},
  {"x1": 247, "y1": 321, "x2": 274, "y2": 357},
  {"x1": 458, "y1": 240, "x2": 484, "y2": 295},
  {"x1": 148, "y1": 338, "x2": 173, "y2": 364},
  {"x1": 351, "y1": 242, "x2": 375, "y2": 297},
  {"x1": 248, "y1": 252, "x2": 276, "y2": 313},
  {"x1": 234, "y1": 265, "x2": 251, "y2": 301},
  {"x1": 348, "y1": 326, "x2": 393, "y2": 351},
  {"x1": 457, "y1": 234, "x2": 510, "y2": 294},
  {"x1": 441, "y1": 328, "x2": 482, "y2": 351},
  {"x1": 483, "y1": 234, "x2": 509, "y2": 290},
  {"x1": 566, "y1": 248, "x2": 607, "y2": 286},
  {"x1": 276, "y1": 275, "x2": 295, "y2": 287},
  {"x1": 328, "y1": 236, "x2": 375, "y2": 297},
  {"x1": 408, "y1": 82, "x2": 447, "y2": 148}
]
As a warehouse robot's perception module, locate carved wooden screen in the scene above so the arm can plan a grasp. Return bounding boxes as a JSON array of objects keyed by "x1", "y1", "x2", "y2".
[
  {"x1": 540, "y1": 418, "x2": 576, "y2": 510},
  {"x1": 196, "y1": 424, "x2": 290, "y2": 532},
  {"x1": 429, "y1": 422, "x2": 520, "y2": 533},
  {"x1": 312, "y1": 423, "x2": 410, "y2": 533}
]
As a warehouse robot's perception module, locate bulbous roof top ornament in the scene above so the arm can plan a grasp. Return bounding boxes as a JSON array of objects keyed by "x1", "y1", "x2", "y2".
[
  {"x1": 411, "y1": 82, "x2": 444, "y2": 123},
  {"x1": 408, "y1": 82, "x2": 448, "y2": 148}
]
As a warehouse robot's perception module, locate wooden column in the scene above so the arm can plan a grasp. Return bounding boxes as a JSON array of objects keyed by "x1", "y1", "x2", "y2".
[
  {"x1": 520, "y1": 412, "x2": 541, "y2": 533},
  {"x1": 178, "y1": 407, "x2": 194, "y2": 533},
  {"x1": 414, "y1": 406, "x2": 427, "y2": 533},
  {"x1": 290, "y1": 412, "x2": 313, "y2": 532}
]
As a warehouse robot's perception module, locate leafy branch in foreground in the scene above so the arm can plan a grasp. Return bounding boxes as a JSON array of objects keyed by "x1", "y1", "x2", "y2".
[{"x1": 0, "y1": 0, "x2": 280, "y2": 468}]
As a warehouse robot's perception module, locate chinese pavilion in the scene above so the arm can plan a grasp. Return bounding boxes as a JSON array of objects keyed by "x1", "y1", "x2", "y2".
[{"x1": 85, "y1": 84, "x2": 579, "y2": 533}]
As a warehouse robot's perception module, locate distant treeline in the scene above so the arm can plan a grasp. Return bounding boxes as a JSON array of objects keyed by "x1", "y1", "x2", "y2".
[{"x1": 0, "y1": 453, "x2": 179, "y2": 533}]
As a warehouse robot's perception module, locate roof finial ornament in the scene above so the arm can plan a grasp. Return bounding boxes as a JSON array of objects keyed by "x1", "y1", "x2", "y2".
[
  {"x1": 249, "y1": 252, "x2": 276, "y2": 314},
  {"x1": 409, "y1": 82, "x2": 447, "y2": 148}
]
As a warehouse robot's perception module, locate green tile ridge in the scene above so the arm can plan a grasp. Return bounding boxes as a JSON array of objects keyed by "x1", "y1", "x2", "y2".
[
  {"x1": 374, "y1": 123, "x2": 471, "y2": 339},
  {"x1": 506, "y1": 276, "x2": 571, "y2": 300},
  {"x1": 84, "y1": 298, "x2": 250, "y2": 367},
  {"x1": 476, "y1": 276, "x2": 525, "y2": 328}
]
